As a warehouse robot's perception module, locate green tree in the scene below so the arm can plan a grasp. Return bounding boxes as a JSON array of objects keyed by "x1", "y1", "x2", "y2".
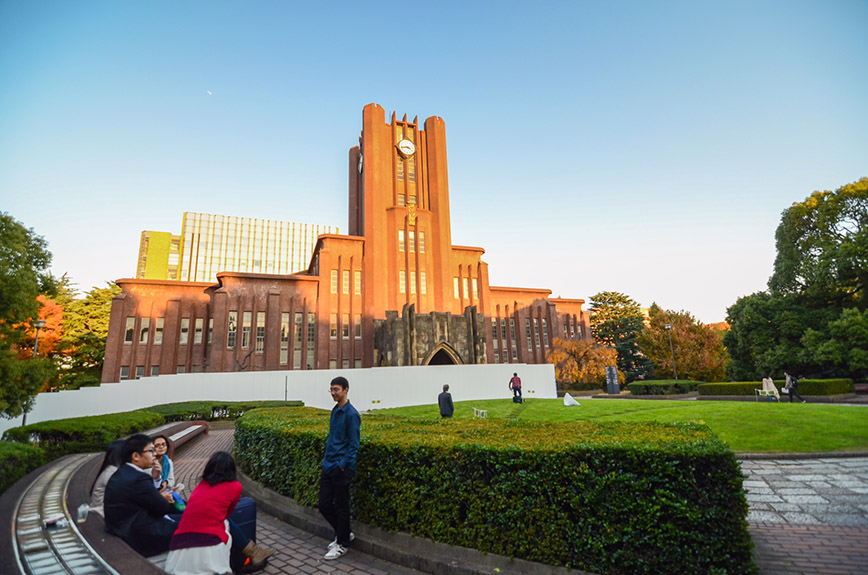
[
  {"x1": 803, "y1": 308, "x2": 868, "y2": 378},
  {"x1": 0, "y1": 213, "x2": 57, "y2": 418},
  {"x1": 769, "y1": 177, "x2": 868, "y2": 308},
  {"x1": 639, "y1": 304, "x2": 729, "y2": 382},
  {"x1": 588, "y1": 291, "x2": 651, "y2": 381},
  {"x1": 56, "y1": 282, "x2": 121, "y2": 390}
]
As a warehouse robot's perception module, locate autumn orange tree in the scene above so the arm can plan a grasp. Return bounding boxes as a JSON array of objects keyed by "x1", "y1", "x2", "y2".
[
  {"x1": 637, "y1": 304, "x2": 729, "y2": 382},
  {"x1": 547, "y1": 338, "x2": 620, "y2": 386}
]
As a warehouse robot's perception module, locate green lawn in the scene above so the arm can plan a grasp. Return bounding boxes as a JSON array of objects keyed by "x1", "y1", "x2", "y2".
[{"x1": 372, "y1": 398, "x2": 868, "y2": 454}]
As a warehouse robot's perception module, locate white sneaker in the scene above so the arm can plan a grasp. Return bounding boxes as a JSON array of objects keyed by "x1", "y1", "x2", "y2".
[
  {"x1": 327, "y1": 532, "x2": 354, "y2": 549},
  {"x1": 324, "y1": 544, "x2": 348, "y2": 560}
]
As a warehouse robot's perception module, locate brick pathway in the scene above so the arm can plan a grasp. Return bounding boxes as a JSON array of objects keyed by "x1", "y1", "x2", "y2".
[
  {"x1": 175, "y1": 424, "x2": 868, "y2": 575},
  {"x1": 173, "y1": 422, "x2": 424, "y2": 575}
]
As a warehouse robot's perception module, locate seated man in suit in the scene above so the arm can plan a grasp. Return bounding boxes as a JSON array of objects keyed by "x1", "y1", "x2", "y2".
[{"x1": 104, "y1": 433, "x2": 179, "y2": 556}]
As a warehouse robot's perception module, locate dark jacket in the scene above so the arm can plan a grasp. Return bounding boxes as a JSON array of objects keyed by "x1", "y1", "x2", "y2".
[
  {"x1": 104, "y1": 463, "x2": 178, "y2": 556},
  {"x1": 438, "y1": 391, "x2": 454, "y2": 417}
]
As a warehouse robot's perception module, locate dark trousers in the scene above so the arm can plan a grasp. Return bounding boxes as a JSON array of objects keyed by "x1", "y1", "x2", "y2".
[
  {"x1": 319, "y1": 468, "x2": 354, "y2": 546},
  {"x1": 512, "y1": 387, "x2": 522, "y2": 401},
  {"x1": 789, "y1": 388, "x2": 806, "y2": 402}
]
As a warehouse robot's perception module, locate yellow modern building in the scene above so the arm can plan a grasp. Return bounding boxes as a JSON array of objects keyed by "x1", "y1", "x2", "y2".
[{"x1": 136, "y1": 212, "x2": 338, "y2": 282}]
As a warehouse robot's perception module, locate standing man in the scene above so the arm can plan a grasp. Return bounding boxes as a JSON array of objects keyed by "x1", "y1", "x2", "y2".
[
  {"x1": 438, "y1": 384, "x2": 454, "y2": 418},
  {"x1": 319, "y1": 376, "x2": 361, "y2": 560},
  {"x1": 104, "y1": 434, "x2": 178, "y2": 557},
  {"x1": 509, "y1": 372, "x2": 522, "y2": 403}
]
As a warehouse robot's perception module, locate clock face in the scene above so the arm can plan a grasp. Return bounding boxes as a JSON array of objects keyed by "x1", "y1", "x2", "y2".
[{"x1": 397, "y1": 139, "x2": 416, "y2": 158}]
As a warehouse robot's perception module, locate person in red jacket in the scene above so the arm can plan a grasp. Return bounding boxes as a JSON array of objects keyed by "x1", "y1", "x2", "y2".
[
  {"x1": 509, "y1": 372, "x2": 522, "y2": 402},
  {"x1": 165, "y1": 451, "x2": 270, "y2": 574}
]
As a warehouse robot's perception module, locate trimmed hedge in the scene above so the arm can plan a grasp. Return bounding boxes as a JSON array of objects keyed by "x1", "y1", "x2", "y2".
[
  {"x1": 2, "y1": 410, "x2": 166, "y2": 459},
  {"x1": 626, "y1": 380, "x2": 704, "y2": 395},
  {"x1": 236, "y1": 407, "x2": 756, "y2": 575},
  {"x1": 699, "y1": 379, "x2": 854, "y2": 396},
  {"x1": 146, "y1": 400, "x2": 303, "y2": 422},
  {"x1": 0, "y1": 441, "x2": 46, "y2": 493}
]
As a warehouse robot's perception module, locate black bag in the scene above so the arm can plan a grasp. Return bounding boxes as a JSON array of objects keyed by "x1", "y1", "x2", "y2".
[
  {"x1": 513, "y1": 395, "x2": 522, "y2": 404},
  {"x1": 229, "y1": 496, "x2": 258, "y2": 571}
]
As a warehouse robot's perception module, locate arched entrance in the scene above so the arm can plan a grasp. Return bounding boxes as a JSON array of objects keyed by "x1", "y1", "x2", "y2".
[{"x1": 424, "y1": 343, "x2": 462, "y2": 365}]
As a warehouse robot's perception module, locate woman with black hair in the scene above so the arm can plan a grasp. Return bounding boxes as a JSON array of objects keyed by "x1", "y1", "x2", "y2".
[
  {"x1": 89, "y1": 439, "x2": 125, "y2": 517},
  {"x1": 152, "y1": 434, "x2": 176, "y2": 490},
  {"x1": 165, "y1": 451, "x2": 272, "y2": 574}
]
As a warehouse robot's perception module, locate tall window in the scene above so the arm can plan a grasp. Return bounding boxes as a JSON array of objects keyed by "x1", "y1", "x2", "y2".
[
  {"x1": 419, "y1": 232, "x2": 425, "y2": 253},
  {"x1": 525, "y1": 318, "x2": 533, "y2": 351},
  {"x1": 125, "y1": 317, "x2": 135, "y2": 343},
  {"x1": 227, "y1": 311, "x2": 237, "y2": 348},
  {"x1": 354, "y1": 314, "x2": 362, "y2": 338},
  {"x1": 342, "y1": 313, "x2": 350, "y2": 339},
  {"x1": 420, "y1": 271, "x2": 427, "y2": 295},
  {"x1": 307, "y1": 313, "x2": 316, "y2": 369},
  {"x1": 207, "y1": 318, "x2": 213, "y2": 343},
  {"x1": 410, "y1": 273, "x2": 416, "y2": 294},
  {"x1": 343, "y1": 270, "x2": 350, "y2": 294},
  {"x1": 472, "y1": 278, "x2": 478, "y2": 300},
  {"x1": 501, "y1": 318, "x2": 507, "y2": 344},
  {"x1": 330, "y1": 270, "x2": 338, "y2": 294},
  {"x1": 399, "y1": 270, "x2": 406, "y2": 294},
  {"x1": 180, "y1": 318, "x2": 190, "y2": 345},
  {"x1": 330, "y1": 314, "x2": 337, "y2": 338},
  {"x1": 453, "y1": 277, "x2": 459, "y2": 299},
  {"x1": 492, "y1": 320, "x2": 498, "y2": 340},
  {"x1": 462, "y1": 278, "x2": 469, "y2": 300},
  {"x1": 280, "y1": 312, "x2": 289, "y2": 364},
  {"x1": 139, "y1": 318, "x2": 150, "y2": 343},
  {"x1": 255, "y1": 312, "x2": 265, "y2": 353},
  {"x1": 293, "y1": 312, "x2": 302, "y2": 368},
  {"x1": 542, "y1": 319, "x2": 549, "y2": 347},
  {"x1": 155, "y1": 318, "x2": 164, "y2": 344},
  {"x1": 533, "y1": 317, "x2": 541, "y2": 347},
  {"x1": 120, "y1": 366, "x2": 130, "y2": 380},
  {"x1": 194, "y1": 318, "x2": 203, "y2": 344},
  {"x1": 241, "y1": 312, "x2": 251, "y2": 348},
  {"x1": 398, "y1": 230, "x2": 405, "y2": 252},
  {"x1": 354, "y1": 271, "x2": 361, "y2": 295},
  {"x1": 409, "y1": 231, "x2": 415, "y2": 253},
  {"x1": 510, "y1": 318, "x2": 516, "y2": 340}
]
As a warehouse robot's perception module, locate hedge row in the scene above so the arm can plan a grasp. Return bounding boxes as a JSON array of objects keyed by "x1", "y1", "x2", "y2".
[
  {"x1": 698, "y1": 379, "x2": 854, "y2": 396},
  {"x1": 0, "y1": 441, "x2": 46, "y2": 494},
  {"x1": 235, "y1": 407, "x2": 756, "y2": 575},
  {"x1": 146, "y1": 400, "x2": 303, "y2": 422},
  {"x1": 626, "y1": 380, "x2": 704, "y2": 395}
]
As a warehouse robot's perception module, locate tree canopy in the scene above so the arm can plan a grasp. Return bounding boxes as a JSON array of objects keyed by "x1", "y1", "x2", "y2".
[
  {"x1": 638, "y1": 304, "x2": 728, "y2": 382},
  {"x1": 547, "y1": 338, "x2": 620, "y2": 386},
  {"x1": 588, "y1": 291, "x2": 651, "y2": 381},
  {"x1": 725, "y1": 178, "x2": 868, "y2": 380},
  {"x1": 0, "y1": 213, "x2": 56, "y2": 418}
]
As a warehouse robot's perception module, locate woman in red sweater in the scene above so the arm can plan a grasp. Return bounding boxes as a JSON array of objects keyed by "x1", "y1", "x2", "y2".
[{"x1": 165, "y1": 451, "x2": 243, "y2": 575}]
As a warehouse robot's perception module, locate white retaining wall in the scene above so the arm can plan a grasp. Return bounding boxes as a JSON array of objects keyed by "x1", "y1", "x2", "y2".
[{"x1": 0, "y1": 364, "x2": 555, "y2": 437}]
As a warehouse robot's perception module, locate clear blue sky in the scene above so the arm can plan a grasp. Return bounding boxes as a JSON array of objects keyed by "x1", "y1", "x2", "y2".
[{"x1": 1, "y1": 1, "x2": 866, "y2": 323}]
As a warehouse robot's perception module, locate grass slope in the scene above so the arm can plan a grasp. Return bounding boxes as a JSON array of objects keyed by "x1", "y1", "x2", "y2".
[{"x1": 373, "y1": 398, "x2": 868, "y2": 454}]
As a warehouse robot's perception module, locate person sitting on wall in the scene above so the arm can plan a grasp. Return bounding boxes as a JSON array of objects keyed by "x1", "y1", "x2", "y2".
[
  {"x1": 89, "y1": 439, "x2": 125, "y2": 518},
  {"x1": 104, "y1": 434, "x2": 180, "y2": 556},
  {"x1": 152, "y1": 434, "x2": 183, "y2": 493}
]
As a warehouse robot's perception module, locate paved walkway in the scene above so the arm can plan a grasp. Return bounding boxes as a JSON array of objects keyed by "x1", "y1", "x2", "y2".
[{"x1": 176, "y1": 424, "x2": 868, "y2": 575}]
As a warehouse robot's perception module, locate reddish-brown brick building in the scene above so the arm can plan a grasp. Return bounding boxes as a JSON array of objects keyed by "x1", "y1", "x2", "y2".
[{"x1": 102, "y1": 104, "x2": 590, "y2": 382}]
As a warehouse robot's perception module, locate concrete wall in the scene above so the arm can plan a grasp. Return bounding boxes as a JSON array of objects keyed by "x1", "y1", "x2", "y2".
[{"x1": 0, "y1": 363, "x2": 554, "y2": 437}]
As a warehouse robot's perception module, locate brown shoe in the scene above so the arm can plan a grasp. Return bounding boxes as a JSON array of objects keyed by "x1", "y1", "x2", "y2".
[{"x1": 241, "y1": 540, "x2": 275, "y2": 570}]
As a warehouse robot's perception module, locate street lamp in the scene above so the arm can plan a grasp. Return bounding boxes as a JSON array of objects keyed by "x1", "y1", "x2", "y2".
[
  {"x1": 32, "y1": 319, "x2": 46, "y2": 358},
  {"x1": 664, "y1": 324, "x2": 678, "y2": 380}
]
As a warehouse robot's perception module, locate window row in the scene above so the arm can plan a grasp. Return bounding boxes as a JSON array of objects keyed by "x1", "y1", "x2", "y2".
[
  {"x1": 330, "y1": 270, "x2": 362, "y2": 295},
  {"x1": 125, "y1": 317, "x2": 212, "y2": 346},
  {"x1": 398, "y1": 230, "x2": 425, "y2": 253},
  {"x1": 453, "y1": 276, "x2": 479, "y2": 300},
  {"x1": 399, "y1": 271, "x2": 427, "y2": 295},
  {"x1": 329, "y1": 314, "x2": 363, "y2": 339}
]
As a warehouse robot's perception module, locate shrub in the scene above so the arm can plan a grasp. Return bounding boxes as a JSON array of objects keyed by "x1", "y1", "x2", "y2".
[
  {"x1": 236, "y1": 407, "x2": 755, "y2": 575},
  {"x1": 146, "y1": 400, "x2": 303, "y2": 422},
  {"x1": 0, "y1": 441, "x2": 46, "y2": 494},
  {"x1": 698, "y1": 379, "x2": 854, "y2": 396},
  {"x1": 2, "y1": 410, "x2": 165, "y2": 459},
  {"x1": 626, "y1": 380, "x2": 704, "y2": 395}
]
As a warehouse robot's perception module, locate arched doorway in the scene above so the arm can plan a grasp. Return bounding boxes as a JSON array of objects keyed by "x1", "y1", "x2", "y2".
[{"x1": 424, "y1": 343, "x2": 462, "y2": 365}]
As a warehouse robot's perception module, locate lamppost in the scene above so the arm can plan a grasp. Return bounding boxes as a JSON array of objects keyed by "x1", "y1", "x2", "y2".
[
  {"x1": 664, "y1": 323, "x2": 678, "y2": 380},
  {"x1": 23, "y1": 319, "x2": 47, "y2": 427},
  {"x1": 32, "y1": 319, "x2": 46, "y2": 358}
]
